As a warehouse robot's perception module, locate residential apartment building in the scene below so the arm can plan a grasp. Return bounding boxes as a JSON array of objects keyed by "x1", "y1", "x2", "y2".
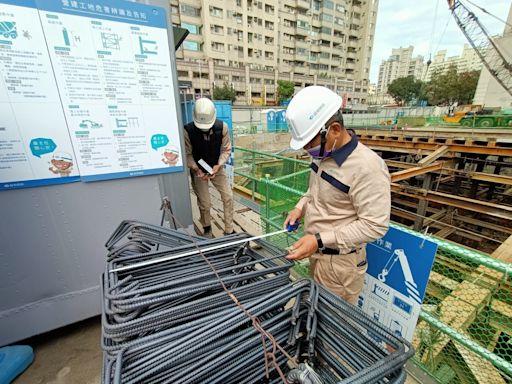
[
  {"x1": 423, "y1": 44, "x2": 483, "y2": 82},
  {"x1": 377, "y1": 46, "x2": 424, "y2": 94},
  {"x1": 170, "y1": 0, "x2": 379, "y2": 106}
]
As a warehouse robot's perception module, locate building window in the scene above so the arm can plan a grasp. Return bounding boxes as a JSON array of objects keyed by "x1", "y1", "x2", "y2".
[
  {"x1": 171, "y1": 5, "x2": 178, "y2": 14},
  {"x1": 177, "y1": 70, "x2": 189, "y2": 77},
  {"x1": 211, "y1": 42, "x2": 225, "y2": 52},
  {"x1": 182, "y1": 22, "x2": 200, "y2": 35},
  {"x1": 180, "y1": 4, "x2": 200, "y2": 17},
  {"x1": 321, "y1": 14, "x2": 333, "y2": 22},
  {"x1": 265, "y1": 21, "x2": 274, "y2": 30},
  {"x1": 183, "y1": 41, "x2": 200, "y2": 51},
  {"x1": 265, "y1": 4, "x2": 274, "y2": 14},
  {"x1": 264, "y1": 79, "x2": 273, "y2": 85},
  {"x1": 211, "y1": 25, "x2": 224, "y2": 34},
  {"x1": 297, "y1": 48, "x2": 308, "y2": 56},
  {"x1": 313, "y1": 0, "x2": 321, "y2": 11},
  {"x1": 215, "y1": 74, "x2": 229, "y2": 81},
  {"x1": 297, "y1": 20, "x2": 309, "y2": 29},
  {"x1": 213, "y1": 59, "x2": 226, "y2": 65},
  {"x1": 321, "y1": 26, "x2": 332, "y2": 35},
  {"x1": 232, "y1": 75, "x2": 244, "y2": 82},
  {"x1": 250, "y1": 77, "x2": 261, "y2": 83},
  {"x1": 209, "y1": 6, "x2": 223, "y2": 18},
  {"x1": 323, "y1": 0, "x2": 334, "y2": 10}
]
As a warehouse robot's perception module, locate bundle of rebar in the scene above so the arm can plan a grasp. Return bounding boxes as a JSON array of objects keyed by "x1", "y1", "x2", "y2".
[{"x1": 101, "y1": 220, "x2": 414, "y2": 383}]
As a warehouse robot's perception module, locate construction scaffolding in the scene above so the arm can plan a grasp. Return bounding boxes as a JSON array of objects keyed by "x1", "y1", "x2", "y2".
[{"x1": 233, "y1": 143, "x2": 512, "y2": 384}]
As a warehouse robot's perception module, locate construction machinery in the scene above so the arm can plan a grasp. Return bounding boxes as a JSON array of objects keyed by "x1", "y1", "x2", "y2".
[{"x1": 443, "y1": 104, "x2": 512, "y2": 127}]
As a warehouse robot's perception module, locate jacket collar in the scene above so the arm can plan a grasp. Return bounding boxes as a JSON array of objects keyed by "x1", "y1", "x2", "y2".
[{"x1": 331, "y1": 133, "x2": 358, "y2": 167}]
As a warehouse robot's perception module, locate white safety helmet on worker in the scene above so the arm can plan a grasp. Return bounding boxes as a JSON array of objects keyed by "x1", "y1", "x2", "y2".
[
  {"x1": 193, "y1": 98, "x2": 217, "y2": 131},
  {"x1": 286, "y1": 86, "x2": 343, "y2": 150}
]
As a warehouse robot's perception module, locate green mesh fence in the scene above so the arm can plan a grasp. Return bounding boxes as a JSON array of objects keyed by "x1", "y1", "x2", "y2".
[{"x1": 234, "y1": 147, "x2": 512, "y2": 384}]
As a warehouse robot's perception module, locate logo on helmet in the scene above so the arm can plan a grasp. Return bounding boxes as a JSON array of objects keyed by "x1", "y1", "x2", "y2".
[{"x1": 309, "y1": 103, "x2": 326, "y2": 120}]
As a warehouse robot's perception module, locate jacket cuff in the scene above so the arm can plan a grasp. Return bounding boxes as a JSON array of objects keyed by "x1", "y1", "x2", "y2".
[{"x1": 319, "y1": 231, "x2": 336, "y2": 248}]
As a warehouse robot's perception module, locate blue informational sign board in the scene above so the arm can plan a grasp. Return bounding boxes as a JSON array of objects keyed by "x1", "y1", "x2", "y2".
[
  {"x1": 357, "y1": 225, "x2": 438, "y2": 342},
  {"x1": 1, "y1": 0, "x2": 185, "y2": 189}
]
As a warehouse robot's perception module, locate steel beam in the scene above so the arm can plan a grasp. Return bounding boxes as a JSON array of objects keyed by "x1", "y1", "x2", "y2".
[
  {"x1": 361, "y1": 138, "x2": 512, "y2": 156},
  {"x1": 391, "y1": 183, "x2": 512, "y2": 221}
]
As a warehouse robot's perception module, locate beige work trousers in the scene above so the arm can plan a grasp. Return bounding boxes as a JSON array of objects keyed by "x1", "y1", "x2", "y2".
[
  {"x1": 309, "y1": 247, "x2": 367, "y2": 305},
  {"x1": 191, "y1": 168, "x2": 234, "y2": 233}
]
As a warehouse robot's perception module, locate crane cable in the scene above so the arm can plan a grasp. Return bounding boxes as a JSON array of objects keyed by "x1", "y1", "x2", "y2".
[{"x1": 463, "y1": 0, "x2": 512, "y2": 29}]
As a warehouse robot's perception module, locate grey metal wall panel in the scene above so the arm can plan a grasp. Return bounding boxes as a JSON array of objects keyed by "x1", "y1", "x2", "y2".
[{"x1": 0, "y1": 177, "x2": 164, "y2": 345}]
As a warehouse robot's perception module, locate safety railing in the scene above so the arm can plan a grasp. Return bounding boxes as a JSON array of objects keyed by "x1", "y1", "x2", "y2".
[{"x1": 233, "y1": 147, "x2": 512, "y2": 384}]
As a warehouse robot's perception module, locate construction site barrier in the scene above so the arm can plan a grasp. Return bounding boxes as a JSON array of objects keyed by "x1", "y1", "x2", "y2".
[{"x1": 233, "y1": 147, "x2": 512, "y2": 384}]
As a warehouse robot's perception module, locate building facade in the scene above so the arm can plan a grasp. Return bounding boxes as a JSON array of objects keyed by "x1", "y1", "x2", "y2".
[
  {"x1": 423, "y1": 44, "x2": 482, "y2": 82},
  {"x1": 376, "y1": 46, "x2": 424, "y2": 94},
  {"x1": 170, "y1": 0, "x2": 378, "y2": 106}
]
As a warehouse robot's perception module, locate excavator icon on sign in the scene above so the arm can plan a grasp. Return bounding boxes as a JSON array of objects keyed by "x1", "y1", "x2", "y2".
[{"x1": 378, "y1": 249, "x2": 422, "y2": 304}]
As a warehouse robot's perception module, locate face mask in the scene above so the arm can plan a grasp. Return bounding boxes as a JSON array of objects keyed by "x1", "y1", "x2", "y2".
[{"x1": 307, "y1": 136, "x2": 337, "y2": 160}]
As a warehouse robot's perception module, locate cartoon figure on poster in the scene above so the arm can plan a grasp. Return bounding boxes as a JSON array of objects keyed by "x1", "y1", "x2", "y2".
[
  {"x1": 48, "y1": 152, "x2": 74, "y2": 177},
  {"x1": 161, "y1": 146, "x2": 180, "y2": 166}
]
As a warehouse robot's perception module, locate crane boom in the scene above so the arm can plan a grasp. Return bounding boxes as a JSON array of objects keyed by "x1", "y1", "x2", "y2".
[{"x1": 448, "y1": 0, "x2": 512, "y2": 97}]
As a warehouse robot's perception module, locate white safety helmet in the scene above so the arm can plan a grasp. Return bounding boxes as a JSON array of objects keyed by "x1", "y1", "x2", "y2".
[
  {"x1": 193, "y1": 98, "x2": 217, "y2": 131},
  {"x1": 286, "y1": 86, "x2": 342, "y2": 150},
  {"x1": 52, "y1": 152, "x2": 73, "y2": 162}
]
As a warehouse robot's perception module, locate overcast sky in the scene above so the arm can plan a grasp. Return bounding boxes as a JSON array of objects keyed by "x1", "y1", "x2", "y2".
[{"x1": 369, "y1": 0, "x2": 512, "y2": 83}]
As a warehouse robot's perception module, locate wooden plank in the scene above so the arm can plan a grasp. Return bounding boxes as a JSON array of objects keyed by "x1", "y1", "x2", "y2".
[
  {"x1": 490, "y1": 234, "x2": 512, "y2": 264},
  {"x1": 418, "y1": 145, "x2": 450, "y2": 166},
  {"x1": 455, "y1": 343, "x2": 507, "y2": 384}
]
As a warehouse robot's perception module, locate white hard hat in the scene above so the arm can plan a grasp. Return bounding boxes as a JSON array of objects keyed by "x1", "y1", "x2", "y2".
[
  {"x1": 164, "y1": 146, "x2": 179, "y2": 154},
  {"x1": 193, "y1": 98, "x2": 217, "y2": 131},
  {"x1": 53, "y1": 152, "x2": 73, "y2": 161},
  {"x1": 286, "y1": 86, "x2": 342, "y2": 150}
]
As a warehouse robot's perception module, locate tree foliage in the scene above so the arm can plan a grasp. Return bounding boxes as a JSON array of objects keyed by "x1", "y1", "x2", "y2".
[
  {"x1": 387, "y1": 76, "x2": 423, "y2": 106},
  {"x1": 277, "y1": 80, "x2": 295, "y2": 104},
  {"x1": 424, "y1": 65, "x2": 479, "y2": 105},
  {"x1": 212, "y1": 82, "x2": 236, "y2": 102}
]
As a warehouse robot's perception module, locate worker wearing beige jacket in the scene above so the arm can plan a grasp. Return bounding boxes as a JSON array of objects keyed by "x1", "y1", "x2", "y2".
[
  {"x1": 284, "y1": 86, "x2": 391, "y2": 304},
  {"x1": 184, "y1": 98, "x2": 234, "y2": 237}
]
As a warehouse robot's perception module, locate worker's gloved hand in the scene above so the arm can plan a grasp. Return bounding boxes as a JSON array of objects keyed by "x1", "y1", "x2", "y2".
[
  {"x1": 286, "y1": 234, "x2": 318, "y2": 261},
  {"x1": 284, "y1": 208, "x2": 303, "y2": 231}
]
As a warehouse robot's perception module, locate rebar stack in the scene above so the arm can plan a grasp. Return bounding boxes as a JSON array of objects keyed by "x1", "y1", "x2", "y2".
[{"x1": 101, "y1": 221, "x2": 414, "y2": 383}]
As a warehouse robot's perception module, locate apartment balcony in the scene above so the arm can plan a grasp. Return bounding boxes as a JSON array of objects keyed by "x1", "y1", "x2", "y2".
[
  {"x1": 282, "y1": 0, "x2": 296, "y2": 8},
  {"x1": 347, "y1": 51, "x2": 357, "y2": 59},
  {"x1": 281, "y1": 24, "x2": 295, "y2": 35},
  {"x1": 311, "y1": 18, "x2": 321, "y2": 28},
  {"x1": 319, "y1": 56, "x2": 331, "y2": 65},
  {"x1": 294, "y1": 54, "x2": 307, "y2": 62},
  {"x1": 293, "y1": 65, "x2": 308, "y2": 75},
  {"x1": 296, "y1": 12, "x2": 310, "y2": 23},
  {"x1": 295, "y1": 39, "x2": 309, "y2": 49},
  {"x1": 319, "y1": 32, "x2": 332, "y2": 41},
  {"x1": 319, "y1": 44, "x2": 331, "y2": 53},
  {"x1": 281, "y1": 52, "x2": 294, "y2": 61},
  {"x1": 331, "y1": 35, "x2": 343, "y2": 45},
  {"x1": 296, "y1": 0, "x2": 310, "y2": 10},
  {"x1": 180, "y1": 14, "x2": 202, "y2": 25},
  {"x1": 310, "y1": 44, "x2": 321, "y2": 53},
  {"x1": 348, "y1": 39, "x2": 359, "y2": 48}
]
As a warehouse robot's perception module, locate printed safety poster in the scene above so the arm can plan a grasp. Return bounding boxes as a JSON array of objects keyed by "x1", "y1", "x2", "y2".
[
  {"x1": 0, "y1": 0, "x2": 79, "y2": 189},
  {"x1": 0, "y1": 0, "x2": 183, "y2": 189},
  {"x1": 358, "y1": 225, "x2": 438, "y2": 342}
]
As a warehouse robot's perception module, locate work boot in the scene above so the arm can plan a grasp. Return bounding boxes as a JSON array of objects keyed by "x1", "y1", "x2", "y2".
[
  {"x1": 223, "y1": 230, "x2": 236, "y2": 236},
  {"x1": 203, "y1": 226, "x2": 213, "y2": 238}
]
